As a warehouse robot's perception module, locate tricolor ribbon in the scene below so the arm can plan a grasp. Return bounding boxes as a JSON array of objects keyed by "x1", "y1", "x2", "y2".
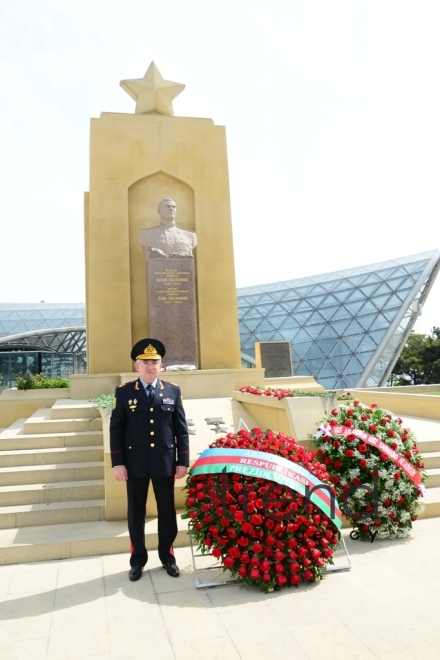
[
  {"x1": 191, "y1": 447, "x2": 342, "y2": 528},
  {"x1": 328, "y1": 425, "x2": 422, "y2": 486}
]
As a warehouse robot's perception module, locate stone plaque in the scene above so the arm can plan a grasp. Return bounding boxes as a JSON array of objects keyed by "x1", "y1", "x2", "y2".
[
  {"x1": 148, "y1": 259, "x2": 198, "y2": 367},
  {"x1": 255, "y1": 341, "x2": 293, "y2": 378}
]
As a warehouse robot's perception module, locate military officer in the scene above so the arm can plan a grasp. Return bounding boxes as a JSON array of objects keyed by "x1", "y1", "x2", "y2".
[{"x1": 110, "y1": 338, "x2": 189, "y2": 581}]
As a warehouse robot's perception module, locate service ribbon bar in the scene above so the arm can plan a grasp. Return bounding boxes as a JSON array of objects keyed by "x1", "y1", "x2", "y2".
[
  {"x1": 331, "y1": 425, "x2": 422, "y2": 486},
  {"x1": 191, "y1": 448, "x2": 342, "y2": 528}
]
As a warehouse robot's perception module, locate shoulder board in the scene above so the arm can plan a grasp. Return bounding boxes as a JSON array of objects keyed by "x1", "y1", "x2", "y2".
[
  {"x1": 118, "y1": 380, "x2": 137, "y2": 388},
  {"x1": 161, "y1": 379, "x2": 179, "y2": 387}
]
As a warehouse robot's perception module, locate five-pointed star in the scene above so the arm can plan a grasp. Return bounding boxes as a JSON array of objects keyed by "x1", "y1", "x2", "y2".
[{"x1": 120, "y1": 61, "x2": 185, "y2": 116}]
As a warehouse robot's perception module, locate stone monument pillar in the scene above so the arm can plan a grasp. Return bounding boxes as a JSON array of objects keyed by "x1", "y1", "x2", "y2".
[
  {"x1": 84, "y1": 62, "x2": 241, "y2": 373},
  {"x1": 138, "y1": 198, "x2": 198, "y2": 367}
]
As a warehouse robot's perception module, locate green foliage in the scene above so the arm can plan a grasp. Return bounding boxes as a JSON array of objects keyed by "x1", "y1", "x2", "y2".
[
  {"x1": 390, "y1": 327, "x2": 440, "y2": 385},
  {"x1": 89, "y1": 394, "x2": 114, "y2": 408},
  {"x1": 15, "y1": 372, "x2": 70, "y2": 390}
]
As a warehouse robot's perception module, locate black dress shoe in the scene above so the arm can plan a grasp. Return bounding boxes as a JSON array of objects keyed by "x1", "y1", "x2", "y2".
[
  {"x1": 162, "y1": 562, "x2": 180, "y2": 578},
  {"x1": 129, "y1": 566, "x2": 143, "y2": 581}
]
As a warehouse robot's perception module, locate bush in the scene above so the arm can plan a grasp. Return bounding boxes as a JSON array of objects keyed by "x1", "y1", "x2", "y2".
[{"x1": 15, "y1": 372, "x2": 70, "y2": 390}]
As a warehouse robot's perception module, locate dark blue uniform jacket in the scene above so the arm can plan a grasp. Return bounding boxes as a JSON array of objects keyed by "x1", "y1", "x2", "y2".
[{"x1": 110, "y1": 378, "x2": 190, "y2": 478}]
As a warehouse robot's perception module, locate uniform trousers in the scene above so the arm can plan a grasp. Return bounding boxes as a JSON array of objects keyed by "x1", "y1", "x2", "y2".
[{"x1": 126, "y1": 476, "x2": 177, "y2": 567}]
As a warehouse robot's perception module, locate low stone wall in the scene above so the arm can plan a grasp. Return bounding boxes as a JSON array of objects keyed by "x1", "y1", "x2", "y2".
[
  {"x1": 350, "y1": 389, "x2": 440, "y2": 419},
  {"x1": 0, "y1": 388, "x2": 71, "y2": 429},
  {"x1": 232, "y1": 391, "x2": 335, "y2": 443}
]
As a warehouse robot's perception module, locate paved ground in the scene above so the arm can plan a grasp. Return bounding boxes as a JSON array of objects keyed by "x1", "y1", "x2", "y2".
[{"x1": 0, "y1": 517, "x2": 440, "y2": 660}]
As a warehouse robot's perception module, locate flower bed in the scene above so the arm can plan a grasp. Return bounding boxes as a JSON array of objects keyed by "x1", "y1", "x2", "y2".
[
  {"x1": 184, "y1": 428, "x2": 341, "y2": 592},
  {"x1": 313, "y1": 401, "x2": 426, "y2": 541},
  {"x1": 238, "y1": 385, "x2": 351, "y2": 401}
]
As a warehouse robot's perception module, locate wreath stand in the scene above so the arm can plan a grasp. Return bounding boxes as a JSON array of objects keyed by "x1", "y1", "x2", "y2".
[{"x1": 189, "y1": 533, "x2": 351, "y2": 589}]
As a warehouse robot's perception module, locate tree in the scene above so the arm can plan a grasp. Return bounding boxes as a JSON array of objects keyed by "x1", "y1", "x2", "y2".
[{"x1": 390, "y1": 327, "x2": 440, "y2": 385}]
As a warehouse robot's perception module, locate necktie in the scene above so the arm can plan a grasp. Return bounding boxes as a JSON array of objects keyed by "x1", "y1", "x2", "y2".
[{"x1": 147, "y1": 384, "x2": 154, "y2": 404}]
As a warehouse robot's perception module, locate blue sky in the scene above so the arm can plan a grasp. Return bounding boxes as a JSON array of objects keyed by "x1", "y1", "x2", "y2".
[{"x1": 0, "y1": 0, "x2": 439, "y2": 333}]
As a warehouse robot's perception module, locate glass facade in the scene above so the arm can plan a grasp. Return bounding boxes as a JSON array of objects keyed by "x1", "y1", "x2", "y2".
[
  {"x1": 0, "y1": 303, "x2": 86, "y2": 391},
  {"x1": 238, "y1": 250, "x2": 440, "y2": 389}
]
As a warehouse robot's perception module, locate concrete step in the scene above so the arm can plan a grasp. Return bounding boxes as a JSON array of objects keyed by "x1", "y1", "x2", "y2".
[
  {"x1": 425, "y1": 468, "x2": 440, "y2": 488},
  {"x1": 421, "y1": 452, "x2": 440, "y2": 469},
  {"x1": 419, "y1": 486, "x2": 440, "y2": 519},
  {"x1": 0, "y1": 462, "x2": 104, "y2": 486},
  {"x1": 24, "y1": 409, "x2": 102, "y2": 435},
  {"x1": 0, "y1": 499, "x2": 106, "y2": 529},
  {"x1": 0, "y1": 419, "x2": 103, "y2": 450},
  {"x1": 50, "y1": 399, "x2": 100, "y2": 420},
  {"x1": 0, "y1": 445, "x2": 103, "y2": 468},
  {"x1": 0, "y1": 511, "x2": 189, "y2": 565},
  {"x1": 0, "y1": 479, "x2": 104, "y2": 507},
  {"x1": 417, "y1": 438, "x2": 440, "y2": 453}
]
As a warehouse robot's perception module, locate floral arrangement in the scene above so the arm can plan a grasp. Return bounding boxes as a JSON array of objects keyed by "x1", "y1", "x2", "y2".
[
  {"x1": 312, "y1": 401, "x2": 426, "y2": 542},
  {"x1": 183, "y1": 428, "x2": 341, "y2": 592},
  {"x1": 238, "y1": 385, "x2": 336, "y2": 401}
]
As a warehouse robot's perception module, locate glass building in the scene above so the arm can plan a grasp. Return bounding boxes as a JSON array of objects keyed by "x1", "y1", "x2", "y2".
[
  {"x1": 238, "y1": 250, "x2": 440, "y2": 389},
  {"x1": 0, "y1": 303, "x2": 86, "y2": 390},
  {"x1": 1, "y1": 250, "x2": 439, "y2": 391}
]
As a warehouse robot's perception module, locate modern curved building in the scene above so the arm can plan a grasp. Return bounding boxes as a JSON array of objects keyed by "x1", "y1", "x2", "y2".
[
  {"x1": 238, "y1": 250, "x2": 440, "y2": 389},
  {"x1": 0, "y1": 303, "x2": 86, "y2": 390},
  {"x1": 1, "y1": 250, "x2": 439, "y2": 390}
]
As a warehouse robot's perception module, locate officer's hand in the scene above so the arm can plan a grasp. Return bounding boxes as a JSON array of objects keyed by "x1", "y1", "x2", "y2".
[
  {"x1": 175, "y1": 465, "x2": 188, "y2": 480},
  {"x1": 114, "y1": 465, "x2": 128, "y2": 482}
]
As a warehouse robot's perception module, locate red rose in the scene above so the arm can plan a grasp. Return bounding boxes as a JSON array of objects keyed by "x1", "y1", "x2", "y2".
[
  {"x1": 359, "y1": 459, "x2": 368, "y2": 468},
  {"x1": 332, "y1": 440, "x2": 341, "y2": 448},
  {"x1": 303, "y1": 557, "x2": 312, "y2": 567},
  {"x1": 345, "y1": 419, "x2": 353, "y2": 427},
  {"x1": 274, "y1": 551, "x2": 286, "y2": 562},
  {"x1": 276, "y1": 574, "x2": 288, "y2": 586},
  {"x1": 289, "y1": 561, "x2": 301, "y2": 573},
  {"x1": 249, "y1": 568, "x2": 260, "y2": 579},
  {"x1": 345, "y1": 449, "x2": 354, "y2": 457},
  {"x1": 323, "y1": 549, "x2": 333, "y2": 559},
  {"x1": 189, "y1": 510, "x2": 198, "y2": 519},
  {"x1": 290, "y1": 574, "x2": 301, "y2": 585},
  {"x1": 252, "y1": 542, "x2": 263, "y2": 554},
  {"x1": 240, "y1": 552, "x2": 250, "y2": 564},
  {"x1": 287, "y1": 538, "x2": 298, "y2": 549},
  {"x1": 233, "y1": 511, "x2": 244, "y2": 522},
  {"x1": 380, "y1": 418, "x2": 387, "y2": 426},
  {"x1": 331, "y1": 476, "x2": 340, "y2": 484},
  {"x1": 359, "y1": 444, "x2": 367, "y2": 453},
  {"x1": 233, "y1": 482, "x2": 242, "y2": 493},
  {"x1": 369, "y1": 425, "x2": 377, "y2": 433},
  {"x1": 237, "y1": 536, "x2": 249, "y2": 547},
  {"x1": 250, "y1": 556, "x2": 260, "y2": 567},
  {"x1": 371, "y1": 404, "x2": 378, "y2": 409},
  {"x1": 387, "y1": 430, "x2": 395, "y2": 438},
  {"x1": 212, "y1": 547, "x2": 222, "y2": 559},
  {"x1": 187, "y1": 497, "x2": 196, "y2": 506},
  {"x1": 196, "y1": 491, "x2": 205, "y2": 501},
  {"x1": 331, "y1": 408, "x2": 338, "y2": 415},
  {"x1": 383, "y1": 498, "x2": 391, "y2": 507},
  {"x1": 297, "y1": 546, "x2": 307, "y2": 558},
  {"x1": 398, "y1": 496, "x2": 405, "y2": 504},
  {"x1": 262, "y1": 572, "x2": 271, "y2": 583},
  {"x1": 361, "y1": 415, "x2": 368, "y2": 421},
  {"x1": 266, "y1": 534, "x2": 276, "y2": 545},
  {"x1": 238, "y1": 566, "x2": 247, "y2": 577},
  {"x1": 228, "y1": 546, "x2": 241, "y2": 559},
  {"x1": 250, "y1": 514, "x2": 263, "y2": 526},
  {"x1": 346, "y1": 409, "x2": 354, "y2": 417},
  {"x1": 303, "y1": 570, "x2": 314, "y2": 581},
  {"x1": 260, "y1": 559, "x2": 271, "y2": 572},
  {"x1": 334, "y1": 460, "x2": 342, "y2": 469},
  {"x1": 223, "y1": 557, "x2": 234, "y2": 569},
  {"x1": 353, "y1": 400, "x2": 360, "y2": 406},
  {"x1": 394, "y1": 473, "x2": 400, "y2": 481}
]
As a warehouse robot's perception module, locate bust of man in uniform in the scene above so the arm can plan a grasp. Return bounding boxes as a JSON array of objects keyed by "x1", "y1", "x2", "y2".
[{"x1": 138, "y1": 198, "x2": 197, "y2": 260}]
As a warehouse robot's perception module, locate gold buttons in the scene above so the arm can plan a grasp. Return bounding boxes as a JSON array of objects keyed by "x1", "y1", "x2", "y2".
[
  {"x1": 128, "y1": 446, "x2": 132, "y2": 449},
  {"x1": 150, "y1": 419, "x2": 154, "y2": 424},
  {"x1": 150, "y1": 431, "x2": 154, "y2": 435},
  {"x1": 150, "y1": 443, "x2": 155, "y2": 447},
  {"x1": 150, "y1": 407, "x2": 154, "y2": 412}
]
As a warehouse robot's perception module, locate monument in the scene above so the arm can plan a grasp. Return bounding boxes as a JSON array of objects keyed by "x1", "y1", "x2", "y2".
[
  {"x1": 138, "y1": 198, "x2": 198, "y2": 367},
  {"x1": 84, "y1": 62, "x2": 242, "y2": 374}
]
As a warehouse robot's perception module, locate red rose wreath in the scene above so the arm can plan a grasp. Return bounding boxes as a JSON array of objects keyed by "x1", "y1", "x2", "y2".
[
  {"x1": 183, "y1": 428, "x2": 341, "y2": 592},
  {"x1": 313, "y1": 401, "x2": 426, "y2": 542}
]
